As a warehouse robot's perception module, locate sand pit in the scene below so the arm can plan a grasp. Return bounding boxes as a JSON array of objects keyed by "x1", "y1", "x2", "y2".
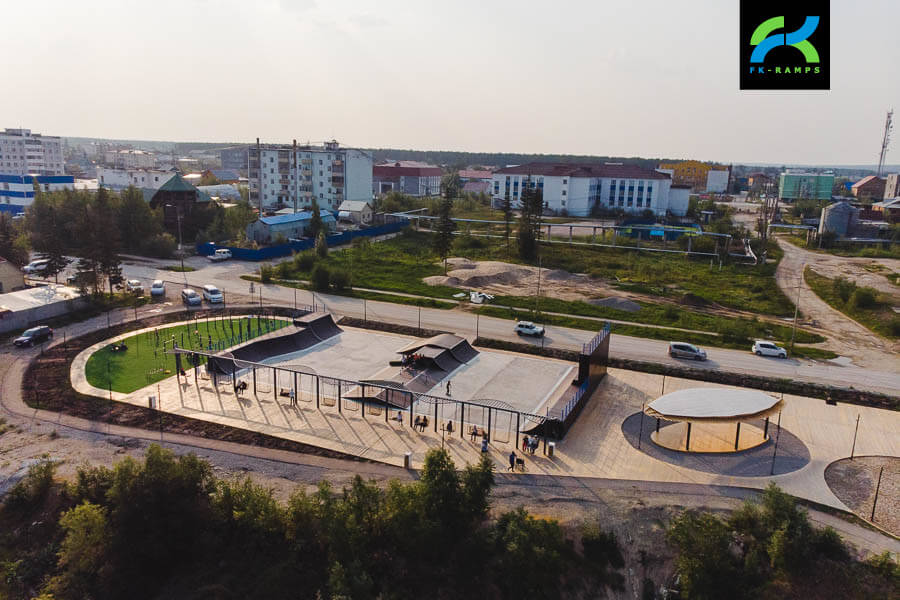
[{"x1": 424, "y1": 258, "x2": 616, "y2": 302}]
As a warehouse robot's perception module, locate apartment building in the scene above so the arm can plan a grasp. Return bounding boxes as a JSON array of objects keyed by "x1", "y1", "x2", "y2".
[
  {"x1": 249, "y1": 140, "x2": 372, "y2": 211},
  {"x1": 884, "y1": 173, "x2": 900, "y2": 200},
  {"x1": 102, "y1": 149, "x2": 157, "y2": 169},
  {"x1": 490, "y1": 162, "x2": 687, "y2": 217},
  {"x1": 778, "y1": 171, "x2": 835, "y2": 201},
  {"x1": 96, "y1": 167, "x2": 175, "y2": 190},
  {"x1": 372, "y1": 161, "x2": 442, "y2": 197},
  {"x1": 0, "y1": 128, "x2": 65, "y2": 176}
]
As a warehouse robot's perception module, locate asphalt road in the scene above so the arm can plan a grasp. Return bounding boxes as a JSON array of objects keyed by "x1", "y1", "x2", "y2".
[{"x1": 47, "y1": 253, "x2": 900, "y2": 396}]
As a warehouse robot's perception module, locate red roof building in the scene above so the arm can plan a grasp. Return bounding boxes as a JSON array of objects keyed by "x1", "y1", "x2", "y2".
[{"x1": 372, "y1": 161, "x2": 442, "y2": 197}]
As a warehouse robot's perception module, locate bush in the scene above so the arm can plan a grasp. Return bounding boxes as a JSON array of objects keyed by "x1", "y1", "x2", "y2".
[
  {"x1": 272, "y1": 233, "x2": 288, "y2": 245},
  {"x1": 891, "y1": 316, "x2": 900, "y2": 337},
  {"x1": 832, "y1": 277, "x2": 856, "y2": 304},
  {"x1": 293, "y1": 251, "x2": 316, "y2": 272},
  {"x1": 849, "y1": 287, "x2": 878, "y2": 310},
  {"x1": 259, "y1": 264, "x2": 274, "y2": 283},
  {"x1": 2, "y1": 458, "x2": 56, "y2": 513},
  {"x1": 329, "y1": 269, "x2": 350, "y2": 291},
  {"x1": 311, "y1": 264, "x2": 330, "y2": 291},
  {"x1": 274, "y1": 261, "x2": 292, "y2": 279},
  {"x1": 139, "y1": 233, "x2": 177, "y2": 258},
  {"x1": 315, "y1": 230, "x2": 328, "y2": 258}
]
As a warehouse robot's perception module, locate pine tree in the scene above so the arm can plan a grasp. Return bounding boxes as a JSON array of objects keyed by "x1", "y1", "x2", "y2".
[
  {"x1": 517, "y1": 180, "x2": 543, "y2": 261},
  {"x1": 308, "y1": 198, "x2": 323, "y2": 241},
  {"x1": 433, "y1": 195, "x2": 456, "y2": 274}
]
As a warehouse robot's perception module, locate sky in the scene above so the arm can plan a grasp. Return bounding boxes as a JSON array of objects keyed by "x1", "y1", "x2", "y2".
[{"x1": 2, "y1": 0, "x2": 899, "y2": 165}]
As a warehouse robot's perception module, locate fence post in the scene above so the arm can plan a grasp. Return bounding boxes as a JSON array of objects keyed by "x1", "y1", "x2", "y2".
[
  {"x1": 515, "y1": 412, "x2": 520, "y2": 449},
  {"x1": 434, "y1": 402, "x2": 438, "y2": 432}
]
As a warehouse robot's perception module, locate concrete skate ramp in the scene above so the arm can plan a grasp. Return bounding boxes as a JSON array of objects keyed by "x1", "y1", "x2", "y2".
[
  {"x1": 207, "y1": 314, "x2": 342, "y2": 375},
  {"x1": 397, "y1": 333, "x2": 478, "y2": 371}
]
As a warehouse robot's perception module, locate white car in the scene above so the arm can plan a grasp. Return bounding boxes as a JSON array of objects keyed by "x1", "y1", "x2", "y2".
[
  {"x1": 202, "y1": 284, "x2": 224, "y2": 303},
  {"x1": 150, "y1": 280, "x2": 166, "y2": 297},
  {"x1": 208, "y1": 249, "x2": 232, "y2": 262},
  {"x1": 514, "y1": 321, "x2": 545, "y2": 337},
  {"x1": 469, "y1": 291, "x2": 495, "y2": 304},
  {"x1": 125, "y1": 279, "x2": 144, "y2": 294},
  {"x1": 752, "y1": 340, "x2": 787, "y2": 358},
  {"x1": 22, "y1": 259, "x2": 50, "y2": 275}
]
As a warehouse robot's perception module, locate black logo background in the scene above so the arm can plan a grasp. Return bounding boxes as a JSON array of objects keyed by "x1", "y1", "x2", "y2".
[{"x1": 740, "y1": 1, "x2": 830, "y2": 90}]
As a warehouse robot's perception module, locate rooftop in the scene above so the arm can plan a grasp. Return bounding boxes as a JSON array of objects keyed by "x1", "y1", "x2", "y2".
[
  {"x1": 494, "y1": 162, "x2": 671, "y2": 180},
  {"x1": 259, "y1": 211, "x2": 336, "y2": 226},
  {"x1": 646, "y1": 388, "x2": 781, "y2": 421}
]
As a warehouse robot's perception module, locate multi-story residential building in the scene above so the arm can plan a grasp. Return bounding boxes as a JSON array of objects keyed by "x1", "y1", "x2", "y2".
[
  {"x1": 0, "y1": 174, "x2": 75, "y2": 209},
  {"x1": 883, "y1": 173, "x2": 900, "y2": 200},
  {"x1": 0, "y1": 128, "x2": 65, "y2": 176},
  {"x1": 249, "y1": 140, "x2": 372, "y2": 211},
  {"x1": 490, "y1": 162, "x2": 687, "y2": 216},
  {"x1": 372, "y1": 161, "x2": 442, "y2": 197},
  {"x1": 778, "y1": 171, "x2": 835, "y2": 201},
  {"x1": 220, "y1": 146, "x2": 249, "y2": 172},
  {"x1": 657, "y1": 160, "x2": 729, "y2": 191},
  {"x1": 102, "y1": 149, "x2": 157, "y2": 169},
  {"x1": 96, "y1": 167, "x2": 175, "y2": 190}
]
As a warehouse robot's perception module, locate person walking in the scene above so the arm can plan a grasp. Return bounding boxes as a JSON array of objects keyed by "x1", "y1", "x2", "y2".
[
  {"x1": 446, "y1": 380, "x2": 451, "y2": 397},
  {"x1": 522, "y1": 435, "x2": 530, "y2": 453},
  {"x1": 289, "y1": 388, "x2": 296, "y2": 407},
  {"x1": 508, "y1": 451, "x2": 516, "y2": 472}
]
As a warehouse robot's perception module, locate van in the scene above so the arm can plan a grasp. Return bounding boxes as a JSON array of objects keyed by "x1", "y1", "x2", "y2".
[{"x1": 202, "y1": 284, "x2": 224, "y2": 303}]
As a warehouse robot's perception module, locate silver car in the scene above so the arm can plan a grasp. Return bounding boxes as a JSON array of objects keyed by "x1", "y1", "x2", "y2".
[{"x1": 668, "y1": 342, "x2": 707, "y2": 361}]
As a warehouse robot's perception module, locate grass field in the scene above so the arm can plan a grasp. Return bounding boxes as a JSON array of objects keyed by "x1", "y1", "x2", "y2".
[
  {"x1": 781, "y1": 234, "x2": 899, "y2": 259},
  {"x1": 275, "y1": 229, "x2": 795, "y2": 316},
  {"x1": 85, "y1": 316, "x2": 289, "y2": 393},
  {"x1": 804, "y1": 268, "x2": 900, "y2": 339}
]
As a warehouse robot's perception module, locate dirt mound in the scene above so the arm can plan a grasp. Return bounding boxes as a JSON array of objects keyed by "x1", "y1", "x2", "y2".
[
  {"x1": 446, "y1": 257, "x2": 476, "y2": 270},
  {"x1": 590, "y1": 297, "x2": 642, "y2": 312},
  {"x1": 543, "y1": 269, "x2": 584, "y2": 282},
  {"x1": 680, "y1": 293, "x2": 711, "y2": 307},
  {"x1": 424, "y1": 276, "x2": 460, "y2": 287}
]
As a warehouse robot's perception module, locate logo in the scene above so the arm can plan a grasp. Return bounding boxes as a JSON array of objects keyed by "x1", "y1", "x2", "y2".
[{"x1": 740, "y1": 2, "x2": 829, "y2": 90}]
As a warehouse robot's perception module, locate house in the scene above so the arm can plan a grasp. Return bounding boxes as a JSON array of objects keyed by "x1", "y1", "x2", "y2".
[
  {"x1": 850, "y1": 176, "x2": 885, "y2": 201},
  {"x1": 871, "y1": 198, "x2": 900, "y2": 223},
  {"x1": 372, "y1": 161, "x2": 442, "y2": 197},
  {"x1": 148, "y1": 172, "x2": 208, "y2": 230},
  {"x1": 0, "y1": 257, "x2": 25, "y2": 293},
  {"x1": 202, "y1": 169, "x2": 241, "y2": 184},
  {"x1": 245, "y1": 211, "x2": 336, "y2": 244},
  {"x1": 337, "y1": 200, "x2": 374, "y2": 225}
]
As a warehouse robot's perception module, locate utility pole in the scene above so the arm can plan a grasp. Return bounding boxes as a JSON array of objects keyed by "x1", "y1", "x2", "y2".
[{"x1": 789, "y1": 263, "x2": 804, "y2": 355}]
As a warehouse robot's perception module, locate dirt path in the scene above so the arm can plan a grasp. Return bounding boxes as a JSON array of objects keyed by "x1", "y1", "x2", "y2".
[{"x1": 774, "y1": 239, "x2": 900, "y2": 368}]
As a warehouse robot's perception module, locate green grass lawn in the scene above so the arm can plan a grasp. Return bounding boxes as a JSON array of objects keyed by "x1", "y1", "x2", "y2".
[
  {"x1": 85, "y1": 317, "x2": 289, "y2": 393},
  {"x1": 804, "y1": 268, "x2": 900, "y2": 339}
]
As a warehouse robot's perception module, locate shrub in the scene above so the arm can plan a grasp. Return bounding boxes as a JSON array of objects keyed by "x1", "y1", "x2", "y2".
[
  {"x1": 832, "y1": 277, "x2": 856, "y2": 304},
  {"x1": 316, "y1": 230, "x2": 328, "y2": 258},
  {"x1": 311, "y1": 264, "x2": 330, "y2": 291},
  {"x1": 274, "y1": 261, "x2": 292, "y2": 279},
  {"x1": 273, "y1": 233, "x2": 288, "y2": 245},
  {"x1": 329, "y1": 269, "x2": 350, "y2": 291},
  {"x1": 259, "y1": 263, "x2": 274, "y2": 283},
  {"x1": 293, "y1": 251, "x2": 316, "y2": 272},
  {"x1": 849, "y1": 287, "x2": 877, "y2": 310},
  {"x1": 2, "y1": 458, "x2": 56, "y2": 513},
  {"x1": 890, "y1": 316, "x2": 900, "y2": 337},
  {"x1": 140, "y1": 233, "x2": 177, "y2": 258}
]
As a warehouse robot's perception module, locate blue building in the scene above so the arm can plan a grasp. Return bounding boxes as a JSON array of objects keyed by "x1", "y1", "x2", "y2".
[
  {"x1": 0, "y1": 174, "x2": 76, "y2": 210},
  {"x1": 246, "y1": 211, "x2": 336, "y2": 244}
]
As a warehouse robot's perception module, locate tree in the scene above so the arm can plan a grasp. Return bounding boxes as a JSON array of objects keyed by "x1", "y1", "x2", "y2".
[
  {"x1": 316, "y1": 229, "x2": 328, "y2": 258},
  {"x1": 90, "y1": 188, "x2": 124, "y2": 295},
  {"x1": 433, "y1": 195, "x2": 456, "y2": 273},
  {"x1": 118, "y1": 186, "x2": 163, "y2": 254},
  {"x1": 50, "y1": 502, "x2": 109, "y2": 597},
  {"x1": 29, "y1": 194, "x2": 70, "y2": 282},
  {"x1": 307, "y1": 198, "x2": 324, "y2": 241},
  {"x1": 0, "y1": 212, "x2": 29, "y2": 266},
  {"x1": 517, "y1": 180, "x2": 543, "y2": 261},
  {"x1": 502, "y1": 189, "x2": 513, "y2": 256}
]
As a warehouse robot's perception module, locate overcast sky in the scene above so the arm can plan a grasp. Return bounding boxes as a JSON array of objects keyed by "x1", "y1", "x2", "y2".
[{"x1": 2, "y1": 0, "x2": 898, "y2": 165}]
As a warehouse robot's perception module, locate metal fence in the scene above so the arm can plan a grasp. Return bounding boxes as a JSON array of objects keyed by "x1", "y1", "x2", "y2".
[
  {"x1": 196, "y1": 219, "x2": 410, "y2": 261},
  {"x1": 582, "y1": 322, "x2": 612, "y2": 355}
]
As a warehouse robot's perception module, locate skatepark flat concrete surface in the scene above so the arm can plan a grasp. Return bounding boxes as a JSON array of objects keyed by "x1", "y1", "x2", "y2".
[{"x1": 70, "y1": 324, "x2": 900, "y2": 512}]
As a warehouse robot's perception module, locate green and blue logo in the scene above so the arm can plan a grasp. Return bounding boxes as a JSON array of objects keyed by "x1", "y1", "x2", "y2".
[{"x1": 750, "y1": 16, "x2": 819, "y2": 64}]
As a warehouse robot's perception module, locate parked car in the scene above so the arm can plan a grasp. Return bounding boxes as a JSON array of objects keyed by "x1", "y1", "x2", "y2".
[
  {"x1": 125, "y1": 279, "x2": 144, "y2": 295},
  {"x1": 22, "y1": 259, "x2": 50, "y2": 275},
  {"x1": 752, "y1": 340, "x2": 787, "y2": 358},
  {"x1": 208, "y1": 249, "x2": 232, "y2": 262},
  {"x1": 668, "y1": 342, "x2": 707, "y2": 361},
  {"x1": 181, "y1": 288, "x2": 202, "y2": 306},
  {"x1": 14, "y1": 325, "x2": 53, "y2": 347},
  {"x1": 514, "y1": 321, "x2": 545, "y2": 337},
  {"x1": 150, "y1": 280, "x2": 166, "y2": 297},
  {"x1": 469, "y1": 291, "x2": 495, "y2": 304},
  {"x1": 66, "y1": 271, "x2": 94, "y2": 287},
  {"x1": 202, "y1": 284, "x2": 224, "y2": 303}
]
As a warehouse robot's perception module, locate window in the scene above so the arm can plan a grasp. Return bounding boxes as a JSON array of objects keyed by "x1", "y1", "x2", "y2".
[
  {"x1": 562, "y1": 178, "x2": 568, "y2": 184},
  {"x1": 562, "y1": 190, "x2": 567, "y2": 196}
]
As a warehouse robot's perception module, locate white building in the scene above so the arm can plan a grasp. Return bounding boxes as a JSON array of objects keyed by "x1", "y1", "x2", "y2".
[
  {"x1": 102, "y1": 149, "x2": 157, "y2": 169},
  {"x1": 249, "y1": 140, "x2": 372, "y2": 211},
  {"x1": 0, "y1": 175, "x2": 75, "y2": 209},
  {"x1": 705, "y1": 169, "x2": 730, "y2": 193},
  {"x1": 490, "y1": 162, "x2": 685, "y2": 216},
  {"x1": 0, "y1": 128, "x2": 64, "y2": 176},
  {"x1": 96, "y1": 167, "x2": 175, "y2": 190}
]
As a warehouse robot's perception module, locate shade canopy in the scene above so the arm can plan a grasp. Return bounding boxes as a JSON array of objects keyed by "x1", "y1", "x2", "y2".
[{"x1": 645, "y1": 388, "x2": 781, "y2": 423}]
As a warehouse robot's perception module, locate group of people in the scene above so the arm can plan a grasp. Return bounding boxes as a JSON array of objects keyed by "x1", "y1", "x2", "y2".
[
  {"x1": 413, "y1": 415, "x2": 430, "y2": 432},
  {"x1": 521, "y1": 435, "x2": 540, "y2": 455}
]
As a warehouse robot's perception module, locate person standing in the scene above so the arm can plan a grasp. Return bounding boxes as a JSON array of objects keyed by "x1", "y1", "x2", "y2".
[
  {"x1": 522, "y1": 435, "x2": 530, "y2": 453},
  {"x1": 508, "y1": 451, "x2": 516, "y2": 472},
  {"x1": 446, "y1": 380, "x2": 451, "y2": 396}
]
